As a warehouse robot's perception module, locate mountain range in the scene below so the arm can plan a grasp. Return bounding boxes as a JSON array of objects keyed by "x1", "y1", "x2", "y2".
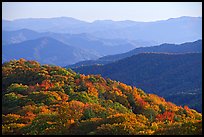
[
  {"x1": 3, "y1": 16, "x2": 201, "y2": 44},
  {"x1": 2, "y1": 37, "x2": 99, "y2": 66},
  {"x1": 2, "y1": 16, "x2": 202, "y2": 67},
  {"x1": 2, "y1": 29, "x2": 140, "y2": 65},
  {"x1": 2, "y1": 29, "x2": 140, "y2": 56},
  {"x1": 67, "y1": 40, "x2": 202, "y2": 68}
]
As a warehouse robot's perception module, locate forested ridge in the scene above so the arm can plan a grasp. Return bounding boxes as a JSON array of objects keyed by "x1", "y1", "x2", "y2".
[
  {"x1": 2, "y1": 59, "x2": 202, "y2": 135},
  {"x1": 73, "y1": 53, "x2": 202, "y2": 112}
]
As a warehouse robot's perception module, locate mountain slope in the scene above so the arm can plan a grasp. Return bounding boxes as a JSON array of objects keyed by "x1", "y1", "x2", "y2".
[
  {"x1": 2, "y1": 59, "x2": 202, "y2": 135},
  {"x1": 67, "y1": 40, "x2": 202, "y2": 68},
  {"x1": 2, "y1": 37, "x2": 98, "y2": 66},
  {"x1": 73, "y1": 53, "x2": 202, "y2": 112},
  {"x1": 2, "y1": 29, "x2": 41, "y2": 45},
  {"x1": 99, "y1": 39, "x2": 202, "y2": 61}
]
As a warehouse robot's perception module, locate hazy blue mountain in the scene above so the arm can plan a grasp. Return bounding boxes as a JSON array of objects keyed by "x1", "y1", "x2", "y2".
[
  {"x1": 2, "y1": 29, "x2": 42, "y2": 45},
  {"x1": 2, "y1": 29, "x2": 137, "y2": 56},
  {"x1": 73, "y1": 53, "x2": 202, "y2": 112},
  {"x1": 2, "y1": 17, "x2": 89, "y2": 33},
  {"x1": 67, "y1": 40, "x2": 202, "y2": 68},
  {"x1": 2, "y1": 37, "x2": 99, "y2": 66},
  {"x1": 3, "y1": 16, "x2": 201, "y2": 44},
  {"x1": 2, "y1": 18, "x2": 140, "y2": 34},
  {"x1": 91, "y1": 16, "x2": 202, "y2": 44},
  {"x1": 99, "y1": 39, "x2": 202, "y2": 61},
  {"x1": 42, "y1": 32, "x2": 136, "y2": 56}
]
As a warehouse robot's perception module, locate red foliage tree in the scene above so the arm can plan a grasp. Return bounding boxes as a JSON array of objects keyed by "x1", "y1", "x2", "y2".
[{"x1": 156, "y1": 111, "x2": 175, "y2": 122}]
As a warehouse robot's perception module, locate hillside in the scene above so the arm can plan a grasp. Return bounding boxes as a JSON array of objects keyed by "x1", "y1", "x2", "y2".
[
  {"x1": 73, "y1": 53, "x2": 202, "y2": 112},
  {"x1": 2, "y1": 59, "x2": 202, "y2": 135},
  {"x1": 67, "y1": 39, "x2": 202, "y2": 68}
]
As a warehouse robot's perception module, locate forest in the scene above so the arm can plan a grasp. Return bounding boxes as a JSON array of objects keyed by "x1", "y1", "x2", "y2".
[{"x1": 2, "y1": 59, "x2": 202, "y2": 135}]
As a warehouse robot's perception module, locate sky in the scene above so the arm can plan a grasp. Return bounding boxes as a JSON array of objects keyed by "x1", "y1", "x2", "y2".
[{"x1": 2, "y1": 2, "x2": 202, "y2": 22}]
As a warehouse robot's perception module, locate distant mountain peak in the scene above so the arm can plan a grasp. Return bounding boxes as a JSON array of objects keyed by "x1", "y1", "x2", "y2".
[{"x1": 167, "y1": 16, "x2": 202, "y2": 21}]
